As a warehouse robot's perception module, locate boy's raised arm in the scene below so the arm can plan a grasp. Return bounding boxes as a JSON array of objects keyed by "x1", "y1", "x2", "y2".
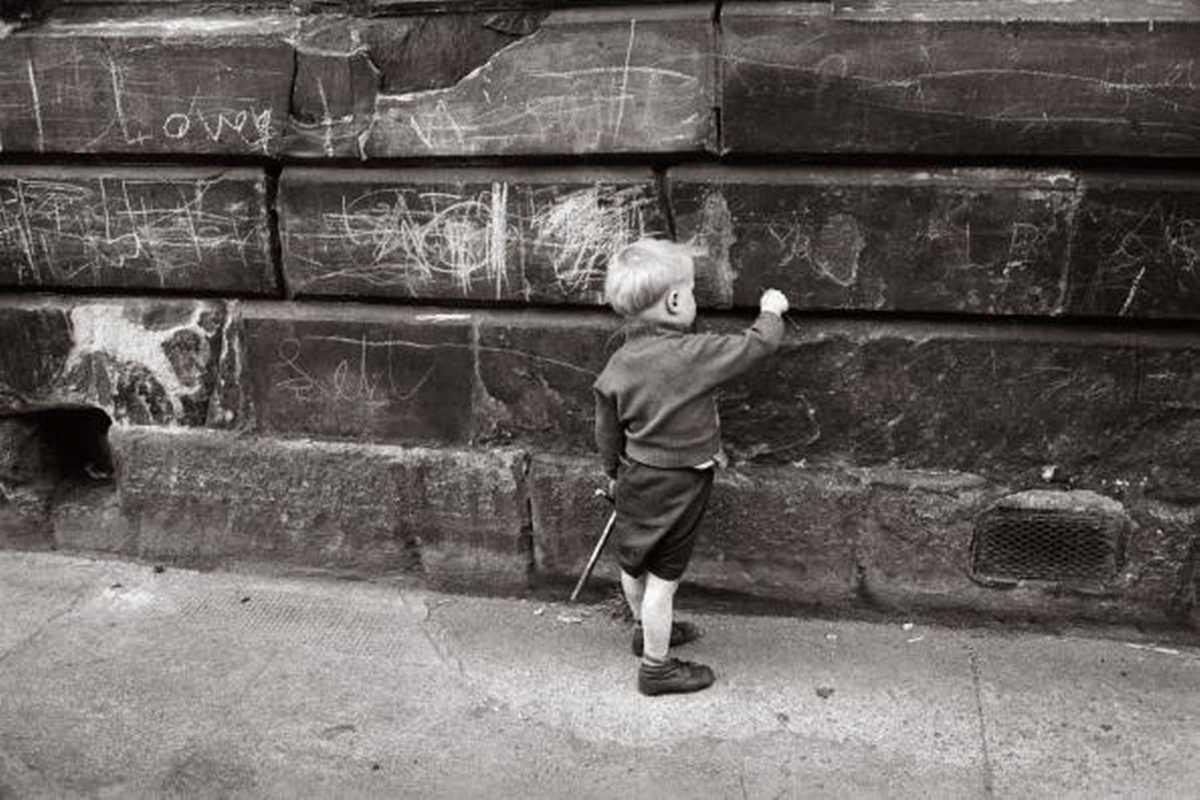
[{"x1": 684, "y1": 289, "x2": 789, "y2": 390}]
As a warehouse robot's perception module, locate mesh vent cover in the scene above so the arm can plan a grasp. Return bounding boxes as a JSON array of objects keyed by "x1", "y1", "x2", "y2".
[{"x1": 971, "y1": 506, "x2": 1123, "y2": 583}]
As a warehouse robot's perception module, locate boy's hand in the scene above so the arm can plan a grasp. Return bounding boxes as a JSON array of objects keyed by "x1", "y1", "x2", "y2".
[{"x1": 760, "y1": 289, "x2": 789, "y2": 316}]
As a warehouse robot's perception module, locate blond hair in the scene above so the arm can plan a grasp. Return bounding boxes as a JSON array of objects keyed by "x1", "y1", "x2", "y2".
[{"x1": 603, "y1": 238, "x2": 698, "y2": 317}]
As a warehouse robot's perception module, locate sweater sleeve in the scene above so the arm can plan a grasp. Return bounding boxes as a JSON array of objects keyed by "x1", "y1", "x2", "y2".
[
  {"x1": 684, "y1": 311, "x2": 785, "y2": 391},
  {"x1": 593, "y1": 384, "x2": 624, "y2": 479}
]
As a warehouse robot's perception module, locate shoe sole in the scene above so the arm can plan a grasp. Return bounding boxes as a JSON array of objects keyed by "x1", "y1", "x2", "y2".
[{"x1": 637, "y1": 677, "x2": 715, "y2": 696}]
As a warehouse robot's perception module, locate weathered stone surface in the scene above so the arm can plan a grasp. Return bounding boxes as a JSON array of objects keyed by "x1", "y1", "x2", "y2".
[
  {"x1": 529, "y1": 453, "x2": 861, "y2": 606},
  {"x1": 365, "y1": 0, "x2": 701, "y2": 12},
  {"x1": 474, "y1": 310, "x2": 615, "y2": 448},
  {"x1": 1069, "y1": 173, "x2": 1200, "y2": 320},
  {"x1": 51, "y1": 427, "x2": 531, "y2": 590},
  {"x1": 239, "y1": 303, "x2": 476, "y2": 443},
  {"x1": 720, "y1": 321, "x2": 1200, "y2": 492},
  {"x1": 465, "y1": 314, "x2": 1200, "y2": 496},
  {"x1": 0, "y1": 167, "x2": 277, "y2": 294},
  {"x1": 280, "y1": 167, "x2": 665, "y2": 302},
  {"x1": 531, "y1": 452, "x2": 1195, "y2": 623},
  {"x1": 1122, "y1": 500, "x2": 1199, "y2": 621},
  {"x1": 856, "y1": 476, "x2": 1195, "y2": 624},
  {"x1": 722, "y1": 2, "x2": 1200, "y2": 157},
  {"x1": 0, "y1": 298, "x2": 226, "y2": 426},
  {"x1": 0, "y1": 16, "x2": 292, "y2": 155},
  {"x1": 672, "y1": 166, "x2": 1200, "y2": 319},
  {"x1": 357, "y1": 6, "x2": 715, "y2": 157},
  {"x1": 0, "y1": 415, "x2": 53, "y2": 549},
  {"x1": 671, "y1": 166, "x2": 1077, "y2": 314}
]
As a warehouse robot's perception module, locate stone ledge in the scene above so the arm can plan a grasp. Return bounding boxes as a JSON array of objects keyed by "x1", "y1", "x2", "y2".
[
  {"x1": 3, "y1": 423, "x2": 1192, "y2": 628},
  {"x1": 50, "y1": 427, "x2": 532, "y2": 592},
  {"x1": 530, "y1": 452, "x2": 1198, "y2": 627}
]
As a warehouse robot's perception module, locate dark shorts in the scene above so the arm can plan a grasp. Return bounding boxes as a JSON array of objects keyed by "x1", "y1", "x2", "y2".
[{"x1": 614, "y1": 459, "x2": 714, "y2": 581}]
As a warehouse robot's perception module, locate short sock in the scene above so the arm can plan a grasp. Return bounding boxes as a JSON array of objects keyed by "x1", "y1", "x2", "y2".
[{"x1": 641, "y1": 654, "x2": 669, "y2": 669}]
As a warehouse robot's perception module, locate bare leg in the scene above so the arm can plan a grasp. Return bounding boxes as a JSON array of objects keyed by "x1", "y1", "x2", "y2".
[
  {"x1": 620, "y1": 570, "x2": 646, "y2": 622},
  {"x1": 639, "y1": 573, "x2": 679, "y2": 662}
]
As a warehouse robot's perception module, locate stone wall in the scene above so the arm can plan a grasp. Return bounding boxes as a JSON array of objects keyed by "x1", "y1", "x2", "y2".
[{"x1": 1, "y1": 0, "x2": 1198, "y2": 628}]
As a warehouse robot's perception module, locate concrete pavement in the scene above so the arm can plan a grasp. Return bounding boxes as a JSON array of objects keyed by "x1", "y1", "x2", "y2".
[{"x1": 0, "y1": 551, "x2": 1197, "y2": 799}]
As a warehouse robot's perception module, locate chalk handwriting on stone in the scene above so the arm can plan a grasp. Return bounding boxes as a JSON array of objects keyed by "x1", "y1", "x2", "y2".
[{"x1": 0, "y1": 176, "x2": 262, "y2": 285}]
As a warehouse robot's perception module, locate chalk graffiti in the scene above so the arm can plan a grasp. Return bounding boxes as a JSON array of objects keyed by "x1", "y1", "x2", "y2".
[
  {"x1": 160, "y1": 102, "x2": 274, "y2": 154},
  {"x1": 10, "y1": 48, "x2": 280, "y2": 153},
  {"x1": 292, "y1": 182, "x2": 655, "y2": 299},
  {"x1": 0, "y1": 175, "x2": 266, "y2": 286},
  {"x1": 273, "y1": 336, "x2": 437, "y2": 408},
  {"x1": 529, "y1": 185, "x2": 654, "y2": 295}
]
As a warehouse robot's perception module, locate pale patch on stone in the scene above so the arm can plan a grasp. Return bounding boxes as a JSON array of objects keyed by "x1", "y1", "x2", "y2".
[
  {"x1": 63, "y1": 304, "x2": 210, "y2": 420},
  {"x1": 690, "y1": 191, "x2": 736, "y2": 308}
]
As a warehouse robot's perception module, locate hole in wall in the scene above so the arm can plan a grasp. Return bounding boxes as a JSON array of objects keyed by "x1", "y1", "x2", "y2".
[
  {"x1": 0, "y1": 406, "x2": 114, "y2": 550},
  {"x1": 3, "y1": 405, "x2": 115, "y2": 488},
  {"x1": 26, "y1": 406, "x2": 115, "y2": 484}
]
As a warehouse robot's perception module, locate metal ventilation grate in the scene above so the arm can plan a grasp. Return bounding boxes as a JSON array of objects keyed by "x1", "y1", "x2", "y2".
[{"x1": 971, "y1": 507, "x2": 1122, "y2": 583}]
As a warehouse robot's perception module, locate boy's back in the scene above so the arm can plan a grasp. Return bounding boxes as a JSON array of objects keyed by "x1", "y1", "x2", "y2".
[{"x1": 594, "y1": 313, "x2": 784, "y2": 478}]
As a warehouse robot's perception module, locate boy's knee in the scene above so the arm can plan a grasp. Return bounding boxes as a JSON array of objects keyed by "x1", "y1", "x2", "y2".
[{"x1": 643, "y1": 574, "x2": 679, "y2": 600}]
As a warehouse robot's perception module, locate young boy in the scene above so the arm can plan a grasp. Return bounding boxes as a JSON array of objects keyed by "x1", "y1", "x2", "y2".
[{"x1": 593, "y1": 238, "x2": 788, "y2": 696}]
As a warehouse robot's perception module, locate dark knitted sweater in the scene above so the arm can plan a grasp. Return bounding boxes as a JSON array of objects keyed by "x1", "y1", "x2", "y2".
[{"x1": 593, "y1": 312, "x2": 784, "y2": 478}]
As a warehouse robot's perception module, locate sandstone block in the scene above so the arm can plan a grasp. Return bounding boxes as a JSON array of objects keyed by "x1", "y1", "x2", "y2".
[
  {"x1": 719, "y1": 320, "x2": 1200, "y2": 493},
  {"x1": 671, "y1": 166, "x2": 1200, "y2": 319},
  {"x1": 352, "y1": 6, "x2": 715, "y2": 157},
  {"x1": 473, "y1": 310, "x2": 616, "y2": 448},
  {"x1": 52, "y1": 428, "x2": 531, "y2": 591},
  {"x1": 0, "y1": 16, "x2": 293, "y2": 155},
  {"x1": 0, "y1": 298, "x2": 226, "y2": 426},
  {"x1": 670, "y1": 166, "x2": 1076, "y2": 313},
  {"x1": 239, "y1": 303, "x2": 476, "y2": 444},
  {"x1": 0, "y1": 167, "x2": 277, "y2": 294},
  {"x1": 279, "y1": 167, "x2": 666, "y2": 302},
  {"x1": 722, "y1": 1, "x2": 1200, "y2": 157},
  {"x1": 464, "y1": 314, "x2": 1200, "y2": 497}
]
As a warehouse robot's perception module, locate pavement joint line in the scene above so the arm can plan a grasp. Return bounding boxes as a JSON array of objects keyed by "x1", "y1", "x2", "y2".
[
  {"x1": 0, "y1": 579, "x2": 93, "y2": 668},
  {"x1": 967, "y1": 643, "x2": 996, "y2": 798}
]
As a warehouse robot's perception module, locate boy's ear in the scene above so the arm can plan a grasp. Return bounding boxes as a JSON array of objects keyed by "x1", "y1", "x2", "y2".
[{"x1": 665, "y1": 289, "x2": 680, "y2": 314}]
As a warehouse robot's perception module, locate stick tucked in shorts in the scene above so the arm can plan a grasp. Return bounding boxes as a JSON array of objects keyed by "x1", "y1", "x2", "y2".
[{"x1": 614, "y1": 459, "x2": 715, "y2": 581}]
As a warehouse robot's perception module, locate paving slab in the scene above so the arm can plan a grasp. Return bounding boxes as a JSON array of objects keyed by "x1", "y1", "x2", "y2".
[{"x1": 1, "y1": 552, "x2": 1197, "y2": 798}]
